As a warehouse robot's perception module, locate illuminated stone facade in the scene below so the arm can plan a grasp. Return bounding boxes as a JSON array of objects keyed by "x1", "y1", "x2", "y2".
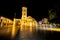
[
  {"x1": 0, "y1": 16, "x2": 13, "y2": 27},
  {"x1": 20, "y1": 7, "x2": 37, "y2": 31},
  {"x1": 0, "y1": 7, "x2": 37, "y2": 32}
]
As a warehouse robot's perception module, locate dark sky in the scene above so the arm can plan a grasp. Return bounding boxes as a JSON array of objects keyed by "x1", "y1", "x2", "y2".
[{"x1": 0, "y1": 0, "x2": 60, "y2": 21}]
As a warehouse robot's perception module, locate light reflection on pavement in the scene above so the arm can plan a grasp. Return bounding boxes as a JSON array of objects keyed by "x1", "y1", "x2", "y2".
[{"x1": 0, "y1": 26, "x2": 60, "y2": 40}]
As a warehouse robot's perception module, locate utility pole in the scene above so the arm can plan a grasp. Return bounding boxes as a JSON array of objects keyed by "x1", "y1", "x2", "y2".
[{"x1": 12, "y1": 13, "x2": 16, "y2": 38}]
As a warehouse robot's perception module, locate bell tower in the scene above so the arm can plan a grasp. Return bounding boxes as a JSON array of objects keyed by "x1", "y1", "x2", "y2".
[
  {"x1": 21, "y1": 6, "x2": 27, "y2": 26},
  {"x1": 21, "y1": 7, "x2": 27, "y2": 20}
]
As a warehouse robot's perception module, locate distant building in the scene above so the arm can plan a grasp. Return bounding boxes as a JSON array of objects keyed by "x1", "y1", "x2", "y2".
[{"x1": 39, "y1": 18, "x2": 50, "y2": 28}]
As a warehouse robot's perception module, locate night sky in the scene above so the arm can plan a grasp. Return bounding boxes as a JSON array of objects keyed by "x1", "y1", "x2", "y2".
[{"x1": 0, "y1": 0, "x2": 60, "y2": 21}]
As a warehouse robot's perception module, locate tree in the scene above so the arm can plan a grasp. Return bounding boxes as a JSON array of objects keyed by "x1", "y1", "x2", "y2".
[{"x1": 48, "y1": 9, "x2": 57, "y2": 21}]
